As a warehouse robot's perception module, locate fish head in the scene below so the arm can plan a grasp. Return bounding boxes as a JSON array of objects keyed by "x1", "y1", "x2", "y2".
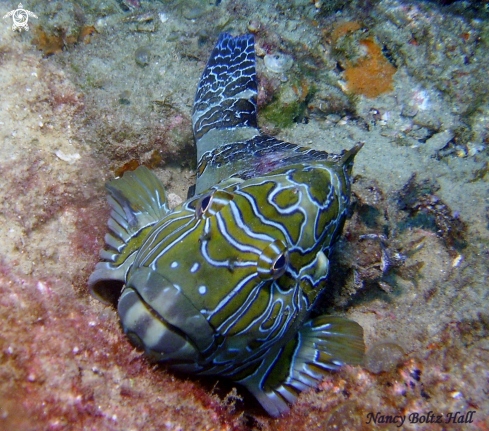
[
  {"x1": 118, "y1": 184, "x2": 301, "y2": 366},
  {"x1": 92, "y1": 164, "x2": 348, "y2": 371}
]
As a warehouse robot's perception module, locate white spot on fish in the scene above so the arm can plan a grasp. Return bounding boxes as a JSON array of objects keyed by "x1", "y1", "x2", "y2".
[
  {"x1": 170, "y1": 261, "x2": 179, "y2": 268},
  {"x1": 190, "y1": 262, "x2": 200, "y2": 273},
  {"x1": 198, "y1": 285, "x2": 207, "y2": 295}
]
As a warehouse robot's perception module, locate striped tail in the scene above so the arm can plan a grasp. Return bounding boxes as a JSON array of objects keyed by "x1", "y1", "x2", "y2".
[
  {"x1": 192, "y1": 33, "x2": 259, "y2": 160},
  {"x1": 241, "y1": 316, "x2": 365, "y2": 417}
]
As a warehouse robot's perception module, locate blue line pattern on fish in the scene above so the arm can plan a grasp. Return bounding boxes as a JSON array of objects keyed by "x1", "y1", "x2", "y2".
[{"x1": 89, "y1": 33, "x2": 364, "y2": 417}]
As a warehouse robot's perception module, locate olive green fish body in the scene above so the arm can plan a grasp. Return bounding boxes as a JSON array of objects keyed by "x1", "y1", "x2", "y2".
[{"x1": 89, "y1": 33, "x2": 364, "y2": 417}]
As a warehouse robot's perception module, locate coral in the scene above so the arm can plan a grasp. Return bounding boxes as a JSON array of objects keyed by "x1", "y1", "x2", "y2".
[
  {"x1": 0, "y1": 265, "x2": 245, "y2": 431},
  {"x1": 343, "y1": 38, "x2": 397, "y2": 99},
  {"x1": 320, "y1": 173, "x2": 468, "y2": 308}
]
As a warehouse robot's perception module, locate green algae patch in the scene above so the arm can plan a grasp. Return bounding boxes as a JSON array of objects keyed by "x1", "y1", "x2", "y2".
[
  {"x1": 260, "y1": 81, "x2": 315, "y2": 129},
  {"x1": 261, "y1": 99, "x2": 302, "y2": 128}
]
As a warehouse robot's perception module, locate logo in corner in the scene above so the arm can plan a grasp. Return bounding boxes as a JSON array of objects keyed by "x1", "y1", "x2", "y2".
[{"x1": 3, "y1": 3, "x2": 38, "y2": 32}]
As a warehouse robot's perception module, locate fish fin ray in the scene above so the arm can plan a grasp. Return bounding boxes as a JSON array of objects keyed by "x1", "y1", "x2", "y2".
[
  {"x1": 241, "y1": 316, "x2": 364, "y2": 417},
  {"x1": 193, "y1": 33, "x2": 258, "y2": 141},
  {"x1": 340, "y1": 142, "x2": 364, "y2": 174},
  {"x1": 105, "y1": 166, "x2": 169, "y2": 233},
  {"x1": 88, "y1": 166, "x2": 169, "y2": 304}
]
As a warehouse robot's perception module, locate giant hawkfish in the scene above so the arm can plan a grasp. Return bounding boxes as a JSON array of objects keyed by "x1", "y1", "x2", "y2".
[{"x1": 89, "y1": 33, "x2": 365, "y2": 417}]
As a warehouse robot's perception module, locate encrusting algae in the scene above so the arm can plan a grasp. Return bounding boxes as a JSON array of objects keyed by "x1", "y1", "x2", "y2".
[
  {"x1": 32, "y1": 25, "x2": 97, "y2": 56},
  {"x1": 330, "y1": 21, "x2": 362, "y2": 44}
]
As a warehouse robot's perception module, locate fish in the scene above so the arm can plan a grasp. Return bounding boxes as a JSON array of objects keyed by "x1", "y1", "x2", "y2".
[{"x1": 88, "y1": 33, "x2": 365, "y2": 417}]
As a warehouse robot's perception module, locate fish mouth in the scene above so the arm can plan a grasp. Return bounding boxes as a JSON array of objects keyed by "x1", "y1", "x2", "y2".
[
  {"x1": 118, "y1": 286, "x2": 200, "y2": 362},
  {"x1": 117, "y1": 268, "x2": 215, "y2": 362}
]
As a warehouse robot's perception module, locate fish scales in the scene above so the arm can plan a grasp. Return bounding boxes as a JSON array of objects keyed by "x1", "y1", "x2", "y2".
[{"x1": 89, "y1": 33, "x2": 365, "y2": 417}]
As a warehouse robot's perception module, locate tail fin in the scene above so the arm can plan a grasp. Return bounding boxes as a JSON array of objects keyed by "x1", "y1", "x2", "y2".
[
  {"x1": 242, "y1": 316, "x2": 365, "y2": 417},
  {"x1": 88, "y1": 166, "x2": 169, "y2": 304},
  {"x1": 192, "y1": 33, "x2": 258, "y2": 148}
]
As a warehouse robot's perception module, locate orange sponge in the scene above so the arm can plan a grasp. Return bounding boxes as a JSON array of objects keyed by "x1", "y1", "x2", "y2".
[{"x1": 343, "y1": 38, "x2": 396, "y2": 99}]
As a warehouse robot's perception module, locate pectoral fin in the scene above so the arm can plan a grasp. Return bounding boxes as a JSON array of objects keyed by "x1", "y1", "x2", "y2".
[
  {"x1": 88, "y1": 166, "x2": 169, "y2": 304},
  {"x1": 241, "y1": 316, "x2": 364, "y2": 417}
]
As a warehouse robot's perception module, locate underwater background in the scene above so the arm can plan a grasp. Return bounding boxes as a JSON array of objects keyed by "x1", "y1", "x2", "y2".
[{"x1": 0, "y1": 0, "x2": 488, "y2": 429}]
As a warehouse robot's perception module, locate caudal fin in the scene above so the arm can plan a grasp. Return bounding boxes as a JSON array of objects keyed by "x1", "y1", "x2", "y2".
[
  {"x1": 192, "y1": 33, "x2": 258, "y2": 144},
  {"x1": 88, "y1": 166, "x2": 169, "y2": 304},
  {"x1": 242, "y1": 316, "x2": 365, "y2": 417}
]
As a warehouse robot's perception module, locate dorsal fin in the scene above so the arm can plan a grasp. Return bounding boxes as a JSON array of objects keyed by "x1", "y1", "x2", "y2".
[
  {"x1": 340, "y1": 142, "x2": 364, "y2": 176},
  {"x1": 192, "y1": 33, "x2": 259, "y2": 160}
]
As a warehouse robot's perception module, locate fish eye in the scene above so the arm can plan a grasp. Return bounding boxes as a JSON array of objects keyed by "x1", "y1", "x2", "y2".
[
  {"x1": 258, "y1": 239, "x2": 288, "y2": 280},
  {"x1": 201, "y1": 195, "x2": 212, "y2": 213},
  {"x1": 195, "y1": 193, "x2": 213, "y2": 219},
  {"x1": 273, "y1": 253, "x2": 286, "y2": 272},
  {"x1": 195, "y1": 190, "x2": 234, "y2": 219},
  {"x1": 200, "y1": 195, "x2": 212, "y2": 211}
]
